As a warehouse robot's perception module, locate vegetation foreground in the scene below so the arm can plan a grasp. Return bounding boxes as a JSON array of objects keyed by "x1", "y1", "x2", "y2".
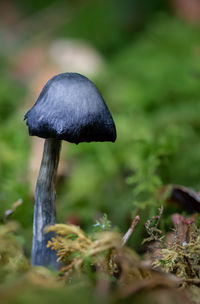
[{"x1": 1, "y1": 208, "x2": 200, "y2": 304}]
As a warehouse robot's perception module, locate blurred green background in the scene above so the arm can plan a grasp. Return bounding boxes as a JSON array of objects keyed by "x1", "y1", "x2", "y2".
[{"x1": 0, "y1": 0, "x2": 200, "y2": 255}]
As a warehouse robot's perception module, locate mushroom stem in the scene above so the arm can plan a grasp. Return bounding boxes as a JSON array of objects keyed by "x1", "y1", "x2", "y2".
[{"x1": 31, "y1": 138, "x2": 62, "y2": 268}]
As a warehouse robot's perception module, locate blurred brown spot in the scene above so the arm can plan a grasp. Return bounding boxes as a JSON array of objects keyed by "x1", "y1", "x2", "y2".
[
  {"x1": 66, "y1": 215, "x2": 81, "y2": 226},
  {"x1": 0, "y1": 1, "x2": 21, "y2": 28},
  {"x1": 170, "y1": 0, "x2": 200, "y2": 24},
  {"x1": 13, "y1": 45, "x2": 47, "y2": 80}
]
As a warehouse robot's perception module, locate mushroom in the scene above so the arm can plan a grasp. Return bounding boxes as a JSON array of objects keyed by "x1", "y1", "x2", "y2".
[{"x1": 25, "y1": 72, "x2": 117, "y2": 267}]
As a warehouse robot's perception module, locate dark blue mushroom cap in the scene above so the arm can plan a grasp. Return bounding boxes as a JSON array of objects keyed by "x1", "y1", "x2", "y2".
[{"x1": 25, "y1": 73, "x2": 116, "y2": 144}]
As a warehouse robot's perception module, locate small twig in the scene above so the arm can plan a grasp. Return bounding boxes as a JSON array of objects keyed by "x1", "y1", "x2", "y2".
[
  {"x1": 121, "y1": 215, "x2": 140, "y2": 246},
  {"x1": 143, "y1": 207, "x2": 163, "y2": 244},
  {"x1": 4, "y1": 199, "x2": 23, "y2": 220}
]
